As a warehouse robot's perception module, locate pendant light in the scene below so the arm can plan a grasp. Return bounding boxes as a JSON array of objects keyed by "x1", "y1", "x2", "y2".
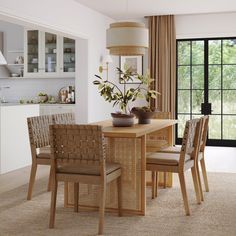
[{"x1": 106, "y1": 1, "x2": 148, "y2": 55}]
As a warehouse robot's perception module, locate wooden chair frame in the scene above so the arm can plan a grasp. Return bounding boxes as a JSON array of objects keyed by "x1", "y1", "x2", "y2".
[
  {"x1": 199, "y1": 115, "x2": 209, "y2": 192},
  {"x1": 27, "y1": 113, "x2": 75, "y2": 200},
  {"x1": 146, "y1": 118, "x2": 203, "y2": 215},
  {"x1": 157, "y1": 115, "x2": 210, "y2": 200},
  {"x1": 146, "y1": 112, "x2": 171, "y2": 193},
  {"x1": 49, "y1": 124, "x2": 122, "y2": 235}
]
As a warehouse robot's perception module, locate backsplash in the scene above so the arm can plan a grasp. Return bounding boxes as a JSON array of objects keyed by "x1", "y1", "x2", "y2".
[{"x1": 0, "y1": 77, "x2": 75, "y2": 103}]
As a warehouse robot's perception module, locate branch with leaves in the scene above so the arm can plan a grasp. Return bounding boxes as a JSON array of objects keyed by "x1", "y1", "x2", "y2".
[{"x1": 93, "y1": 66, "x2": 160, "y2": 114}]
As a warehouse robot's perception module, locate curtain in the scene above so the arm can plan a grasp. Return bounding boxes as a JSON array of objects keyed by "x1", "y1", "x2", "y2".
[{"x1": 148, "y1": 15, "x2": 176, "y2": 119}]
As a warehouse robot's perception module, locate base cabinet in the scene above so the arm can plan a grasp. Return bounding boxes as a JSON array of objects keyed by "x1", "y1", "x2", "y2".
[
  {"x1": 39, "y1": 104, "x2": 75, "y2": 115},
  {"x1": 0, "y1": 105, "x2": 39, "y2": 174},
  {"x1": 0, "y1": 104, "x2": 75, "y2": 174}
]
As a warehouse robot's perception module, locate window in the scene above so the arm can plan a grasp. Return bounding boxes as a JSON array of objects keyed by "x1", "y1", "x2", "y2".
[{"x1": 176, "y1": 38, "x2": 236, "y2": 147}]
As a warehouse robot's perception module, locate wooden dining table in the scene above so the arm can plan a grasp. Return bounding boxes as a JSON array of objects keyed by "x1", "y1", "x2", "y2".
[{"x1": 64, "y1": 119, "x2": 177, "y2": 216}]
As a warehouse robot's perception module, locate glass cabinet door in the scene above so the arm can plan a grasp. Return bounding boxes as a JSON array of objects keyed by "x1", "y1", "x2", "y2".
[
  {"x1": 45, "y1": 32, "x2": 58, "y2": 74},
  {"x1": 27, "y1": 30, "x2": 39, "y2": 74},
  {"x1": 63, "y1": 37, "x2": 75, "y2": 74}
]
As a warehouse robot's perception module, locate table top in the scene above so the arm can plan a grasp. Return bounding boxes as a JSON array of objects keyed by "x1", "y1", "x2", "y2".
[{"x1": 92, "y1": 119, "x2": 177, "y2": 138}]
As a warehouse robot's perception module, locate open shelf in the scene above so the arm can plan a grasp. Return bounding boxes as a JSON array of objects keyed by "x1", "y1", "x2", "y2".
[
  {"x1": 7, "y1": 64, "x2": 24, "y2": 66},
  {"x1": 8, "y1": 50, "x2": 24, "y2": 53}
]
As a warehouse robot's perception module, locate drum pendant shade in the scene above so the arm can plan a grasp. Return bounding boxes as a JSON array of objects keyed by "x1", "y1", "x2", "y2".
[{"x1": 106, "y1": 22, "x2": 148, "y2": 55}]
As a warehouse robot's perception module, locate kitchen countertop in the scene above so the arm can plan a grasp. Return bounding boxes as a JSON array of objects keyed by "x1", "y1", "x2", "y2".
[{"x1": 0, "y1": 102, "x2": 75, "y2": 106}]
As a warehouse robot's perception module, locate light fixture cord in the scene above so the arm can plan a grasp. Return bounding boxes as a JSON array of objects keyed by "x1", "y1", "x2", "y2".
[{"x1": 125, "y1": 0, "x2": 129, "y2": 19}]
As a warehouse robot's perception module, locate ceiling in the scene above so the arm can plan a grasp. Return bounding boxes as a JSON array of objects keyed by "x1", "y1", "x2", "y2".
[{"x1": 74, "y1": 0, "x2": 236, "y2": 20}]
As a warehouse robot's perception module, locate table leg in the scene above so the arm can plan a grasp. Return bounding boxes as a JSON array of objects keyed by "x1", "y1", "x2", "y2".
[{"x1": 140, "y1": 135, "x2": 146, "y2": 215}]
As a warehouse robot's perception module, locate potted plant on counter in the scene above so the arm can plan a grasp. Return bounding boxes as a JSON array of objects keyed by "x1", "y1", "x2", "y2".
[
  {"x1": 38, "y1": 92, "x2": 48, "y2": 103},
  {"x1": 93, "y1": 66, "x2": 159, "y2": 126}
]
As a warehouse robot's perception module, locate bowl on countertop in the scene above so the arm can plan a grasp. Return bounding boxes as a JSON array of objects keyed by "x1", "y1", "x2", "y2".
[{"x1": 11, "y1": 73, "x2": 20, "y2": 77}]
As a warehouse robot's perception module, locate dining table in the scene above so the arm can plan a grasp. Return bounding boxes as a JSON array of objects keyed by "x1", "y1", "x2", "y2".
[{"x1": 64, "y1": 118, "x2": 177, "y2": 216}]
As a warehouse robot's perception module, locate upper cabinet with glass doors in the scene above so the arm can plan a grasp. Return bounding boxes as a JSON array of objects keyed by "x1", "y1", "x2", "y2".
[
  {"x1": 24, "y1": 29, "x2": 75, "y2": 77},
  {"x1": 25, "y1": 30, "x2": 40, "y2": 75},
  {"x1": 61, "y1": 37, "x2": 76, "y2": 76},
  {"x1": 44, "y1": 32, "x2": 59, "y2": 74}
]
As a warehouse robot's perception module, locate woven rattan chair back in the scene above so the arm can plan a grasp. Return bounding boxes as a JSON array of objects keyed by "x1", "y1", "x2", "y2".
[
  {"x1": 27, "y1": 115, "x2": 54, "y2": 149},
  {"x1": 152, "y1": 112, "x2": 171, "y2": 119},
  {"x1": 200, "y1": 115, "x2": 209, "y2": 152},
  {"x1": 147, "y1": 112, "x2": 171, "y2": 151},
  {"x1": 179, "y1": 118, "x2": 202, "y2": 167},
  {"x1": 50, "y1": 124, "x2": 105, "y2": 168},
  {"x1": 53, "y1": 113, "x2": 75, "y2": 125}
]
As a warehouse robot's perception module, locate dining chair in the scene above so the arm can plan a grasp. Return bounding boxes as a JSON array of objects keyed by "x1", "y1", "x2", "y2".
[
  {"x1": 158, "y1": 115, "x2": 209, "y2": 199},
  {"x1": 27, "y1": 115, "x2": 54, "y2": 200},
  {"x1": 27, "y1": 113, "x2": 76, "y2": 200},
  {"x1": 49, "y1": 124, "x2": 122, "y2": 235},
  {"x1": 146, "y1": 112, "x2": 171, "y2": 198},
  {"x1": 53, "y1": 112, "x2": 75, "y2": 124},
  {"x1": 146, "y1": 118, "x2": 203, "y2": 215}
]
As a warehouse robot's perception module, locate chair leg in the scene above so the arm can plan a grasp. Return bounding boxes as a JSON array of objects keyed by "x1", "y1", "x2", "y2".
[
  {"x1": 163, "y1": 172, "x2": 167, "y2": 188},
  {"x1": 178, "y1": 172, "x2": 190, "y2": 216},
  {"x1": 200, "y1": 158, "x2": 209, "y2": 192},
  {"x1": 74, "y1": 183, "x2": 79, "y2": 213},
  {"x1": 98, "y1": 183, "x2": 106, "y2": 235},
  {"x1": 191, "y1": 167, "x2": 201, "y2": 204},
  {"x1": 47, "y1": 166, "x2": 53, "y2": 192},
  {"x1": 196, "y1": 163, "x2": 204, "y2": 201},
  {"x1": 27, "y1": 163, "x2": 37, "y2": 200},
  {"x1": 49, "y1": 179, "x2": 58, "y2": 228},
  {"x1": 117, "y1": 176, "x2": 122, "y2": 217},
  {"x1": 151, "y1": 171, "x2": 156, "y2": 199},
  {"x1": 155, "y1": 171, "x2": 159, "y2": 198}
]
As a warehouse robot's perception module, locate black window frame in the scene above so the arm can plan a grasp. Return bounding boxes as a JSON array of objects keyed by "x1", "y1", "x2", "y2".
[{"x1": 176, "y1": 37, "x2": 236, "y2": 147}]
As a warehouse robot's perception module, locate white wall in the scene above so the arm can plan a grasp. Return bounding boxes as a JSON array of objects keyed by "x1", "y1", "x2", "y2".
[
  {"x1": 205, "y1": 146, "x2": 236, "y2": 173},
  {"x1": 0, "y1": 0, "x2": 118, "y2": 123},
  {"x1": 175, "y1": 12, "x2": 236, "y2": 39}
]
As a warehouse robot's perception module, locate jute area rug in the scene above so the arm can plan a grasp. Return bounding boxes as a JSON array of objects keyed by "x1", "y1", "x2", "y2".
[{"x1": 0, "y1": 172, "x2": 236, "y2": 236}]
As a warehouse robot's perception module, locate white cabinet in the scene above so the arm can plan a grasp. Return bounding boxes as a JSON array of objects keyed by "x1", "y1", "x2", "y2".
[
  {"x1": 24, "y1": 29, "x2": 75, "y2": 78},
  {"x1": 60, "y1": 37, "x2": 76, "y2": 77},
  {"x1": 40, "y1": 104, "x2": 75, "y2": 115},
  {"x1": 0, "y1": 104, "x2": 39, "y2": 174}
]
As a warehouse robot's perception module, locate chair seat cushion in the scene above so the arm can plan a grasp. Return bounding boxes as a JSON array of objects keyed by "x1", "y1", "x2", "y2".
[
  {"x1": 146, "y1": 152, "x2": 191, "y2": 166},
  {"x1": 159, "y1": 146, "x2": 181, "y2": 153},
  {"x1": 159, "y1": 146, "x2": 205, "y2": 162},
  {"x1": 37, "y1": 146, "x2": 51, "y2": 159},
  {"x1": 159, "y1": 145, "x2": 195, "y2": 156},
  {"x1": 57, "y1": 162, "x2": 121, "y2": 176}
]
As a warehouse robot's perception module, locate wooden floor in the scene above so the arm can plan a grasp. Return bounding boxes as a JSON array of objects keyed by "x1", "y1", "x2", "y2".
[{"x1": 0, "y1": 165, "x2": 49, "y2": 194}]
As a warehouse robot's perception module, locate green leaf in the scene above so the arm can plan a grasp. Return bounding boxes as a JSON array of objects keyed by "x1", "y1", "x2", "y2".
[
  {"x1": 93, "y1": 80, "x2": 101, "y2": 85},
  {"x1": 95, "y1": 74, "x2": 102, "y2": 80}
]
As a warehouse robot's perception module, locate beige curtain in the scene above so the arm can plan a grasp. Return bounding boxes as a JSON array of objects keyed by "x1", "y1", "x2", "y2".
[{"x1": 148, "y1": 15, "x2": 176, "y2": 119}]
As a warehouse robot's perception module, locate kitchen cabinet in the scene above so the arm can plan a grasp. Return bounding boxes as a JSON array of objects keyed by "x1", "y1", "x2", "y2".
[
  {"x1": 0, "y1": 103, "x2": 75, "y2": 174},
  {"x1": 39, "y1": 104, "x2": 75, "y2": 115},
  {"x1": 24, "y1": 29, "x2": 75, "y2": 78},
  {"x1": 0, "y1": 104, "x2": 39, "y2": 174},
  {"x1": 60, "y1": 37, "x2": 76, "y2": 77}
]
